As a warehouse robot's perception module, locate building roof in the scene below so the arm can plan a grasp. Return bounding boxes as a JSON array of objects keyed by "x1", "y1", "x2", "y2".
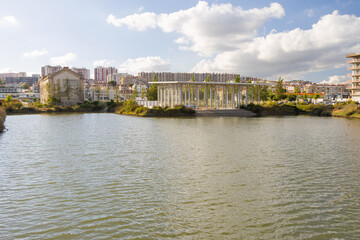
[{"x1": 39, "y1": 67, "x2": 82, "y2": 83}]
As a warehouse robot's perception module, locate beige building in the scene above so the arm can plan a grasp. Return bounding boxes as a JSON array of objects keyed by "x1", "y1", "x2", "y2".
[
  {"x1": 346, "y1": 52, "x2": 360, "y2": 101},
  {"x1": 39, "y1": 67, "x2": 84, "y2": 105}
]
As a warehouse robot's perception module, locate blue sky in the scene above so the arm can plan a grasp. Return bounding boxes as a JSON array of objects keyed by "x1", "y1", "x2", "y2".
[{"x1": 0, "y1": 0, "x2": 359, "y2": 83}]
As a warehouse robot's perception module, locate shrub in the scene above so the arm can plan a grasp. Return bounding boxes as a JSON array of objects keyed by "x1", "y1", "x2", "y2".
[{"x1": 0, "y1": 107, "x2": 6, "y2": 132}]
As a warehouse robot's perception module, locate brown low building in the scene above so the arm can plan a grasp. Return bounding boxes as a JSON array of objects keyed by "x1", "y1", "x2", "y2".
[{"x1": 39, "y1": 67, "x2": 84, "y2": 105}]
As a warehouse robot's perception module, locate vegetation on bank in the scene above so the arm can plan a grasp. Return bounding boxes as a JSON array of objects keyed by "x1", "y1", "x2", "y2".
[
  {"x1": 116, "y1": 100, "x2": 196, "y2": 117},
  {"x1": 2, "y1": 99, "x2": 122, "y2": 114},
  {"x1": 243, "y1": 101, "x2": 360, "y2": 119},
  {"x1": 0, "y1": 107, "x2": 6, "y2": 132}
]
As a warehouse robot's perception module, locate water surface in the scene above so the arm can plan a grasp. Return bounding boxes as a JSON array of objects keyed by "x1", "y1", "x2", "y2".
[{"x1": 1, "y1": 114, "x2": 360, "y2": 239}]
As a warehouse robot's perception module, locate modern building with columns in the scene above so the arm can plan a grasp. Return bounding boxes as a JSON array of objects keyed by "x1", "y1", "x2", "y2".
[{"x1": 149, "y1": 81, "x2": 271, "y2": 109}]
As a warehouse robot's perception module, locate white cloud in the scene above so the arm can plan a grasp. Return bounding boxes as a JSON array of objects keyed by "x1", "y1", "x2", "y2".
[
  {"x1": 118, "y1": 56, "x2": 171, "y2": 75},
  {"x1": 50, "y1": 52, "x2": 77, "y2": 66},
  {"x1": 320, "y1": 75, "x2": 348, "y2": 84},
  {"x1": 108, "y1": 1, "x2": 285, "y2": 55},
  {"x1": 305, "y1": 9, "x2": 314, "y2": 18},
  {"x1": 93, "y1": 59, "x2": 114, "y2": 67},
  {"x1": 174, "y1": 37, "x2": 189, "y2": 45},
  {"x1": 137, "y1": 6, "x2": 144, "y2": 12},
  {"x1": 0, "y1": 16, "x2": 18, "y2": 26},
  {"x1": 22, "y1": 48, "x2": 48, "y2": 58},
  {"x1": 0, "y1": 67, "x2": 15, "y2": 73},
  {"x1": 192, "y1": 11, "x2": 360, "y2": 79}
]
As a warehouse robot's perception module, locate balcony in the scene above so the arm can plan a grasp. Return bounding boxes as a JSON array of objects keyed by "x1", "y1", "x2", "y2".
[
  {"x1": 347, "y1": 66, "x2": 360, "y2": 70},
  {"x1": 346, "y1": 53, "x2": 360, "y2": 58},
  {"x1": 347, "y1": 59, "x2": 360, "y2": 64},
  {"x1": 347, "y1": 73, "x2": 360, "y2": 77}
]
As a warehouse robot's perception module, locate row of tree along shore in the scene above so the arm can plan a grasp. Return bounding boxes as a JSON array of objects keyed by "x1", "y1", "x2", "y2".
[
  {"x1": 0, "y1": 107, "x2": 5, "y2": 132},
  {"x1": 243, "y1": 101, "x2": 360, "y2": 118}
]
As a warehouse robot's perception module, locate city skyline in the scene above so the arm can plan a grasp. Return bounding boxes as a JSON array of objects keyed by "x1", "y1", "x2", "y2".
[{"x1": 1, "y1": 0, "x2": 360, "y2": 83}]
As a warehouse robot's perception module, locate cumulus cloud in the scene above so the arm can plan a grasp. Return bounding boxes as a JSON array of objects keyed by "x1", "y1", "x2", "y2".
[
  {"x1": 320, "y1": 75, "x2": 348, "y2": 84},
  {"x1": 93, "y1": 59, "x2": 114, "y2": 67},
  {"x1": 108, "y1": 1, "x2": 285, "y2": 55},
  {"x1": 50, "y1": 52, "x2": 77, "y2": 66},
  {"x1": 22, "y1": 48, "x2": 48, "y2": 58},
  {"x1": 192, "y1": 11, "x2": 360, "y2": 79},
  {"x1": 0, "y1": 16, "x2": 18, "y2": 26},
  {"x1": 118, "y1": 56, "x2": 171, "y2": 75},
  {"x1": 0, "y1": 67, "x2": 15, "y2": 73}
]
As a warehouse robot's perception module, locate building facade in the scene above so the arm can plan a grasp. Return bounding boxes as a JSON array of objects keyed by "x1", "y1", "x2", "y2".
[
  {"x1": 41, "y1": 65, "x2": 63, "y2": 77},
  {"x1": 138, "y1": 72, "x2": 253, "y2": 83},
  {"x1": 346, "y1": 52, "x2": 360, "y2": 101},
  {"x1": 5, "y1": 76, "x2": 39, "y2": 86},
  {"x1": 71, "y1": 67, "x2": 90, "y2": 80},
  {"x1": 94, "y1": 66, "x2": 118, "y2": 83},
  {"x1": 39, "y1": 67, "x2": 84, "y2": 105}
]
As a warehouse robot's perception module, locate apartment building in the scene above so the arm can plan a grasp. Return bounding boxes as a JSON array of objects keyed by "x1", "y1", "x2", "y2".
[
  {"x1": 41, "y1": 65, "x2": 62, "y2": 77},
  {"x1": 71, "y1": 67, "x2": 90, "y2": 80},
  {"x1": 346, "y1": 52, "x2": 360, "y2": 101},
  {"x1": 94, "y1": 66, "x2": 117, "y2": 83},
  {"x1": 138, "y1": 72, "x2": 249, "y2": 83}
]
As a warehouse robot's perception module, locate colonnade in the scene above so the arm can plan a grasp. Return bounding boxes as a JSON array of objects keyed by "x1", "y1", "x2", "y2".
[{"x1": 157, "y1": 83, "x2": 262, "y2": 109}]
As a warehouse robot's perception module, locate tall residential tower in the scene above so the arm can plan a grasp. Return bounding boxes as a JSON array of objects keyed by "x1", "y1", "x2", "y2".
[{"x1": 346, "y1": 52, "x2": 360, "y2": 101}]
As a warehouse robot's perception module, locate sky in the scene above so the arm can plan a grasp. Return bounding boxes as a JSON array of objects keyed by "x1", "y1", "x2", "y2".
[{"x1": 0, "y1": 0, "x2": 360, "y2": 83}]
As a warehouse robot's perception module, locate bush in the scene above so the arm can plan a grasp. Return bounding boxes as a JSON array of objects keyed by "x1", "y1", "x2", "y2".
[{"x1": 0, "y1": 107, "x2": 6, "y2": 132}]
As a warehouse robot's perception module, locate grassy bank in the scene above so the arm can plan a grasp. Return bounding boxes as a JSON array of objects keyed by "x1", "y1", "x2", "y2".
[
  {"x1": 3, "y1": 100, "x2": 122, "y2": 115},
  {"x1": 116, "y1": 100, "x2": 196, "y2": 117},
  {"x1": 0, "y1": 107, "x2": 6, "y2": 132},
  {"x1": 243, "y1": 102, "x2": 360, "y2": 119}
]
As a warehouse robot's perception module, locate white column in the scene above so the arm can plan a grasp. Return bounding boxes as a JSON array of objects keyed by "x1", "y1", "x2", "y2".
[
  {"x1": 245, "y1": 86, "x2": 248, "y2": 106},
  {"x1": 218, "y1": 87, "x2": 220, "y2": 109},
  {"x1": 188, "y1": 85, "x2": 191, "y2": 105},
  {"x1": 171, "y1": 85, "x2": 174, "y2": 108},
  {"x1": 180, "y1": 85, "x2": 183, "y2": 105},
  {"x1": 204, "y1": 85, "x2": 207, "y2": 108},
  {"x1": 196, "y1": 85, "x2": 199, "y2": 109},
  {"x1": 167, "y1": 87, "x2": 170, "y2": 107},
  {"x1": 225, "y1": 85, "x2": 227, "y2": 109},
  {"x1": 210, "y1": 85, "x2": 213, "y2": 109},
  {"x1": 232, "y1": 86, "x2": 235, "y2": 108}
]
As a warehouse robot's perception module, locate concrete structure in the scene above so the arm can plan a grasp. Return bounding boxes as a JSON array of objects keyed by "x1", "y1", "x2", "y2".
[
  {"x1": 150, "y1": 81, "x2": 270, "y2": 109},
  {"x1": 106, "y1": 73, "x2": 131, "y2": 85},
  {"x1": 94, "y1": 66, "x2": 117, "y2": 83},
  {"x1": 305, "y1": 83, "x2": 349, "y2": 100},
  {"x1": 41, "y1": 65, "x2": 62, "y2": 77},
  {"x1": 139, "y1": 72, "x2": 256, "y2": 83},
  {"x1": 5, "y1": 76, "x2": 39, "y2": 86},
  {"x1": 0, "y1": 72, "x2": 26, "y2": 80},
  {"x1": 71, "y1": 67, "x2": 90, "y2": 80},
  {"x1": 39, "y1": 67, "x2": 84, "y2": 105},
  {"x1": 346, "y1": 52, "x2": 360, "y2": 101}
]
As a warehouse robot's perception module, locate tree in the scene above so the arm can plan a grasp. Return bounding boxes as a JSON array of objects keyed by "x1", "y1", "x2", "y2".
[
  {"x1": 303, "y1": 92, "x2": 308, "y2": 101},
  {"x1": 22, "y1": 82, "x2": 29, "y2": 89},
  {"x1": 131, "y1": 87, "x2": 138, "y2": 100},
  {"x1": 294, "y1": 85, "x2": 300, "y2": 94},
  {"x1": 287, "y1": 94, "x2": 297, "y2": 102},
  {"x1": 141, "y1": 86, "x2": 146, "y2": 99},
  {"x1": 5, "y1": 94, "x2": 13, "y2": 103},
  {"x1": 260, "y1": 86, "x2": 269, "y2": 101},
  {"x1": 191, "y1": 75, "x2": 195, "y2": 82},
  {"x1": 275, "y1": 76, "x2": 286, "y2": 100},
  {"x1": 146, "y1": 73, "x2": 158, "y2": 100},
  {"x1": 313, "y1": 93, "x2": 320, "y2": 100},
  {"x1": 235, "y1": 75, "x2": 240, "y2": 83},
  {"x1": 205, "y1": 75, "x2": 210, "y2": 82}
]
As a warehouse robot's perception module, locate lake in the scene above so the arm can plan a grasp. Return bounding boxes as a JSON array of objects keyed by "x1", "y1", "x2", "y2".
[{"x1": 1, "y1": 114, "x2": 360, "y2": 239}]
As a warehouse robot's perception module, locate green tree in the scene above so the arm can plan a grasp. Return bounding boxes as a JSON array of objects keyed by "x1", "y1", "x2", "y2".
[
  {"x1": 313, "y1": 93, "x2": 320, "y2": 100},
  {"x1": 287, "y1": 94, "x2": 297, "y2": 102},
  {"x1": 146, "y1": 73, "x2": 158, "y2": 100},
  {"x1": 5, "y1": 94, "x2": 13, "y2": 103},
  {"x1": 205, "y1": 75, "x2": 210, "y2": 82},
  {"x1": 131, "y1": 87, "x2": 138, "y2": 100},
  {"x1": 235, "y1": 75, "x2": 240, "y2": 83},
  {"x1": 260, "y1": 86, "x2": 269, "y2": 101},
  {"x1": 22, "y1": 82, "x2": 29, "y2": 89},
  {"x1": 303, "y1": 92, "x2": 308, "y2": 101},
  {"x1": 141, "y1": 86, "x2": 146, "y2": 99},
  {"x1": 191, "y1": 75, "x2": 195, "y2": 82},
  {"x1": 275, "y1": 76, "x2": 286, "y2": 100},
  {"x1": 294, "y1": 85, "x2": 300, "y2": 94}
]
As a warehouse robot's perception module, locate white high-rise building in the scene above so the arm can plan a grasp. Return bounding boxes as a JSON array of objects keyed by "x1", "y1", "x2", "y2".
[
  {"x1": 346, "y1": 52, "x2": 360, "y2": 101},
  {"x1": 71, "y1": 67, "x2": 90, "y2": 80},
  {"x1": 41, "y1": 65, "x2": 62, "y2": 77}
]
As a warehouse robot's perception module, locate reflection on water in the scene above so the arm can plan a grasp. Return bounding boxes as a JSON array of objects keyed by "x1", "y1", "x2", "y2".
[{"x1": 1, "y1": 114, "x2": 360, "y2": 239}]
